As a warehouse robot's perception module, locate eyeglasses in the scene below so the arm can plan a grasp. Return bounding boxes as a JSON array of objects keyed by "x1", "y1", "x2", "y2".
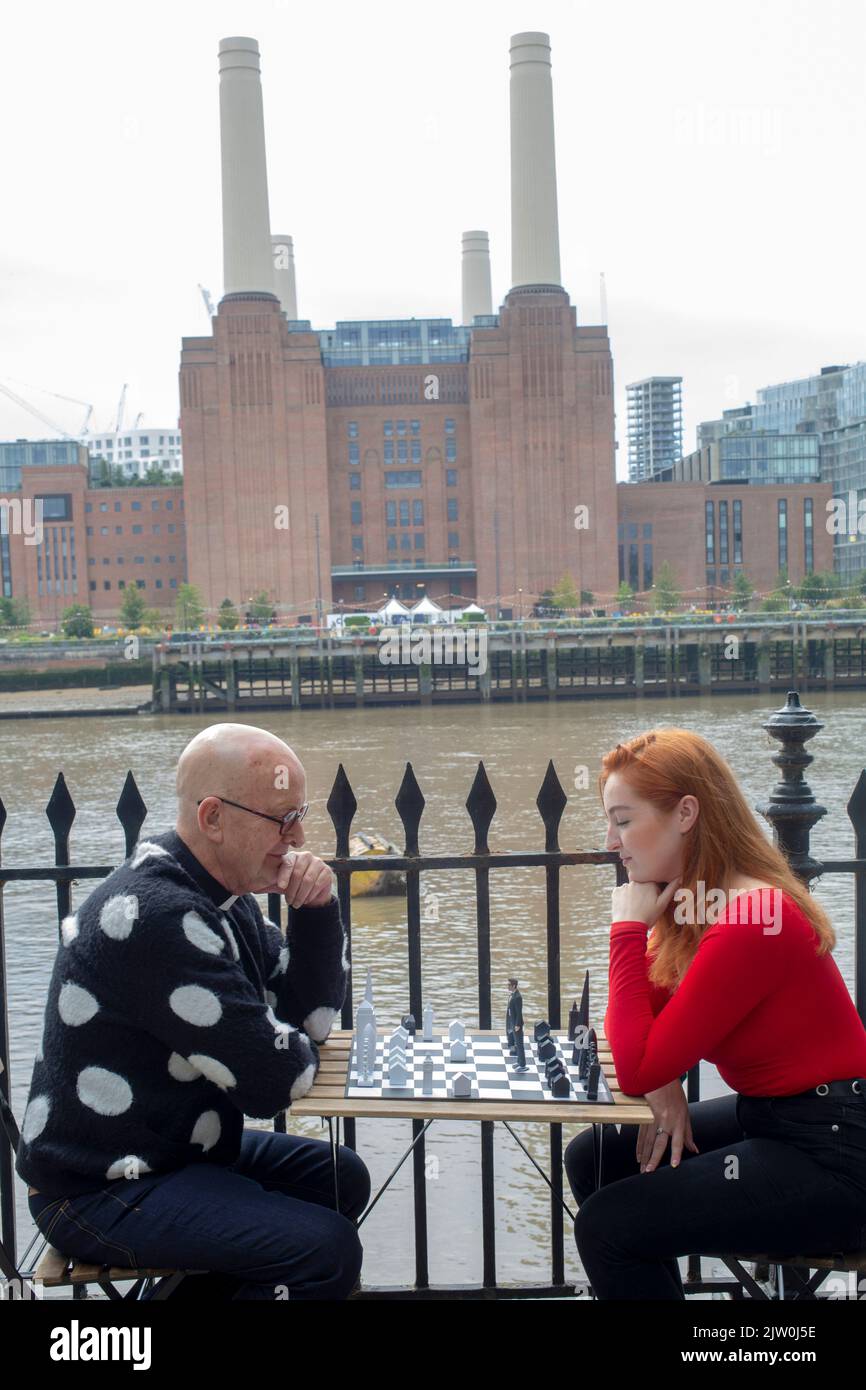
[{"x1": 197, "y1": 796, "x2": 309, "y2": 837}]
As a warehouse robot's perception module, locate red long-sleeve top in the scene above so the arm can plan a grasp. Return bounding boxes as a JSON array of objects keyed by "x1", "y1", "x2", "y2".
[{"x1": 604, "y1": 888, "x2": 866, "y2": 1097}]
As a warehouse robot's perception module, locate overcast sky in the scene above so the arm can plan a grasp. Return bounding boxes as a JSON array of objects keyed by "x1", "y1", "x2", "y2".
[{"x1": 2, "y1": 0, "x2": 864, "y2": 476}]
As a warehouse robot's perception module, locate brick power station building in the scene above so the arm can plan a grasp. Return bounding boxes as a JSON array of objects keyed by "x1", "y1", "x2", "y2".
[{"x1": 179, "y1": 32, "x2": 620, "y2": 620}]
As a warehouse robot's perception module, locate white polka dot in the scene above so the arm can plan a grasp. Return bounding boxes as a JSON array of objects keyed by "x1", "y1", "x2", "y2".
[
  {"x1": 268, "y1": 945, "x2": 289, "y2": 979},
  {"x1": 221, "y1": 917, "x2": 239, "y2": 960},
  {"x1": 77, "y1": 1066, "x2": 133, "y2": 1116},
  {"x1": 265, "y1": 1003, "x2": 295, "y2": 1038},
  {"x1": 131, "y1": 840, "x2": 170, "y2": 869},
  {"x1": 60, "y1": 914, "x2": 79, "y2": 946},
  {"x1": 169, "y1": 985, "x2": 222, "y2": 1027},
  {"x1": 106, "y1": 1155, "x2": 152, "y2": 1181},
  {"x1": 22, "y1": 1095, "x2": 50, "y2": 1143},
  {"x1": 34, "y1": 1039, "x2": 44, "y2": 1064},
  {"x1": 303, "y1": 1006, "x2": 338, "y2": 1042},
  {"x1": 182, "y1": 910, "x2": 225, "y2": 955},
  {"x1": 58, "y1": 981, "x2": 100, "y2": 1026},
  {"x1": 290, "y1": 1063, "x2": 316, "y2": 1101},
  {"x1": 99, "y1": 894, "x2": 139, "y2": 941},
  {"x1": 187, "y1": 1054, "x2": 237, "y2": 1090},
  {"x1": 340, "y1": 932, "x2": 349, "y2": 973},
  {"x1": 191, "y1": 1110, "x2": 221, "y2": 1151},
  {"x1": 168, "y1": 1052, "x2": 201, "y2": 1082}
]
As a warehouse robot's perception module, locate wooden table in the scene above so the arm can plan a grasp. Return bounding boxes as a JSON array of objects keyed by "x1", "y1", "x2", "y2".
[{"x1": 291, "y1": 1029, "x2": 655, "y2": 1221}]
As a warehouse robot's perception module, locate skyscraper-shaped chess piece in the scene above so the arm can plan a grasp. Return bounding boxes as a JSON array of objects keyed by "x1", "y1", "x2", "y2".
[
  {"x1": 422, "y1": 1054, "x2": 434, "y2": 1095},
  {"x1": 355, "y1": 972, "x2": 376, "y2": 1049},
  {"x1": 567, "y1": 997, "x2": 579, "y2": 1041},
  {"x1": 576, "y1": 971, "x2": 589, "y2": 1032},
  {"x1": 423, "y1": 1002, "x2": 434, "y2": 1041},
  {"x1": 358, "y1": 1021, "x2": 376, "y2": 1086}
]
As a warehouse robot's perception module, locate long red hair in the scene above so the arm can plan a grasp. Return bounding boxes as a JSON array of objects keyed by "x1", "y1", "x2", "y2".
[{"x1": 598, "y1": 728, "x2": 835, "y2": 991}]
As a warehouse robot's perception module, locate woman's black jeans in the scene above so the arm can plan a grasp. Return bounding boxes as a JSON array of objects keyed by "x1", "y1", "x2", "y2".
[{"x1": 563, "y1": 1082, "x2": 866, "y2": 1299}]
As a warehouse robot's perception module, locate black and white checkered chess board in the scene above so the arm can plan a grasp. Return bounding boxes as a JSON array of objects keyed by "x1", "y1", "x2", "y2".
[{"x1": 345, "y1": 1031, "x2": 615, "y2": 1104}]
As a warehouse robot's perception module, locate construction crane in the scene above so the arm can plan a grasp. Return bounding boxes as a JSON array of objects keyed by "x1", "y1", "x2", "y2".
[
  {"x1": 0, "y1": 376, "x2": 94, "y2": 439},
  {"x1": 115, "y1": 383, "x2": 128, "y2": 434},
  {"x1": 133, "y1": 412, "x2": 144, "y2": 429},
  {"x1": 198, "y1": 284, "x2": 216, "y2": 326}
]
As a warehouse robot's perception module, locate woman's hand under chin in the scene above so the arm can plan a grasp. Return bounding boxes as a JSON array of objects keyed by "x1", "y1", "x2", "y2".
[{"x1": 610, "y1": 875, "x2": 682, "y2": 928}]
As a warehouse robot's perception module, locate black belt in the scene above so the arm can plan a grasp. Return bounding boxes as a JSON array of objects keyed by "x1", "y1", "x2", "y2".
[{"x1": 783, "y1": 1078, "x2": 864, "y2": 1099}]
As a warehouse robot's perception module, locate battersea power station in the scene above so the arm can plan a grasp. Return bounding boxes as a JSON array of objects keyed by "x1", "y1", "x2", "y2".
[{"x1": 179, "y1": 31, "x2": 620, "y2": 619}]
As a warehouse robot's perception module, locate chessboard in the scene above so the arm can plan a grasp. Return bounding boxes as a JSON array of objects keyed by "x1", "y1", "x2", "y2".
[{"x1": 344, "y1": 1030, "x2": 615, "y2": 1104}]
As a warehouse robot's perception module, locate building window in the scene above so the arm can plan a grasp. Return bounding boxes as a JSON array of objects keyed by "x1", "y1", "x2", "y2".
[
  {"x1": 412, "y1": 499, "x2": 424, "y2": 525},
  {"x1": 386, "y1": 501, "x2": 397, "y2": 526},
  {"x1": 414, "y1": 533, "x2": 424, "y2": 550},
  {"x1": 400, "y1": 533, "x2": 411, "y2": 551},
  {"x1": 399, "y1": 499, "x2": 410, "y2": 526},
  {"x1": 136, "y1": 579, "x2": 145, "y2": 589},
  {"x1": 629, "y1": 543, "x2": 639, "y2": 590},
  {"x1": 132, "y1": 524, "x2": 143, "y2": 534},
  {"x1": 100, "y1": 526, "x2": 108, "y2": 536},
  {"x1": 89, "y1": 580, "x2": 96, "y2": 591},
  {"x1": 410, "y1": 419, "x2": 420, "y2": 435},
  {"x1": 131, "y1": 501, "x2": 141, "y2": 511},
  {"x1": 411, "y1": 441, "x2": 421, "y2": 464},
  {"x1": 384, "y1": 420, "x2": 393, "y2": 438},
  {"x1": 445, "y1": 418, "x2": 455, "y2": 434},
  {"x1": 446, "y1": 469, "x2": 457, "y2": 487},
  {"x1": 115, "y1": 525, "x2": 122, "y2": 535},
  {"x1": 100, "y1": 502, "x2": 108, "y2": 512},
  {"x1": 778, "y1": 498, "x2": 788, "y2": 570},
  {"x1": 643, "y1": 543, "x2": 653, "y2": 591},
  {"x1": 396, "y1": 419, "x2": 407, "y2": 436},
  {"x1": 642, "y1": 523, "x2": 652, "y2": 539},
  {"x1": 86, "y1": 526, "x2": 93, "y2": 537},
  {"x1": 445, "y1": 440, "x2": 456, "y2": 462},
  {"x1": 385, "y1": 470, "x2": 422, "y2": 488},
  {"x1": 170, "y1": 578, "x2": 177, "y2": 588},
  {"x1": 354, "y1": 584, "x2": 365, "y2": 600},
  {"x1": 351, "y1": 501, "x2": 362, "y2": 525},
  {"x1": 398, "y1": 441, "x2": 408, "y2": 463},
  {"x1": 733, "y1": 499, "x2": 743, "y2": 563},
  {"x1": 447, "y1": 498, "x2": 458, "y2": 522},
  {"x1": 384, "y1": 441, "x2": 394, "y2": 463},
  {"x1": 347, "y1": 421, "x2": 358, "y2": 438},
  {"x1": 85, "y1": 502, "x2": 93, "y2": 513},
  {"x1": 804, "y1": 498, "x2": 813, "y2": 573},
  {"x1": 351, "y1": 536, "x2": 363, "y2": 553},
  {"x1": 349, "y1": 443, "x2": 360, "y2": 465},
  {"x1": 349, "y1": 474, "x2": 361, "y2": 491},
  {"x1": 114, "y1": 501, "x2": 122, "y2": 512},
  {"x1": 166, "y1": 499, "x2": 173, "y2": 510},
  {"x1": 387, "y1": 534, "x2": 397, "y2": 551},
  {"x1": 167, "y1": 523, "x2": 176, "y2": 533},
  {"x1": 618, "y1": 544, "x2": 624, "y2": 582},
  {"x1": 103, "y1": 580, "x2": 111, "y2": 590},
  {"x1": 719, "y1": 500, "x2": 729, "y2": 564},
  {"x1": 152, "y1": 524, "x2": 160, "y2": 534},
  {"x1": 705, "y1": 501, "x2": 715, "y2": 565},
  {"x1": 118, "y1": 580, "x2": 125, "y2": 589}
]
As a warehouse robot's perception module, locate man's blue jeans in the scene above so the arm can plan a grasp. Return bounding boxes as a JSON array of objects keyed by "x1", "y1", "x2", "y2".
[{"x1": 28, "y1": 1128, "x2": 371, "y2": 1300}]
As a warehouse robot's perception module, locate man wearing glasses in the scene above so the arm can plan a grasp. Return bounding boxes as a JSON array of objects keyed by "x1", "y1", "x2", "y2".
[{"x1": 19, "y1": 722, "x2": 370, "y2": 1300}]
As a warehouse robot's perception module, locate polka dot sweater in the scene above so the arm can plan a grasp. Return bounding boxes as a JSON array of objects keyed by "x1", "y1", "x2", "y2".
[{"x1": 15, "y1": 829, "x2": 348, "y2": 1199}]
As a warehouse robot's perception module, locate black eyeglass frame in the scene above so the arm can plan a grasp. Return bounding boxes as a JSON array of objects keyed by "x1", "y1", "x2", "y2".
[{"x1": 196, "y1": 795, "x2": 309, "y2": 834}]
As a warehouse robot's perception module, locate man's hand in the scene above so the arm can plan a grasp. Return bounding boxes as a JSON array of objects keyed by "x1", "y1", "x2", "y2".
[
  {"x1": 611, "y1": 875, "x2": 681, "y2": 928},
  {"x1": 267, "y1": 851, "x2": 335, "y2": 908}
]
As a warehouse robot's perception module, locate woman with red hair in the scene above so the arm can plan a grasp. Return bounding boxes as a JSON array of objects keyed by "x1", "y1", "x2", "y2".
[{"x1": 564, "y1": 727, "x2": 866, "y2": 1299}]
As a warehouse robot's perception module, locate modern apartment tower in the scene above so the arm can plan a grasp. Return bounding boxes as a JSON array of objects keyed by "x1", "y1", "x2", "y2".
[{"x1": 626, "y1": 376, "x2": 684, "y2": 482}]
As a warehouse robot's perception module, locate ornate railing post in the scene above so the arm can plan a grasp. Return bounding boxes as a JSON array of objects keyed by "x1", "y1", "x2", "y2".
[{"x1": 755, "y1": 690, "x2": 827, "y2": 883}]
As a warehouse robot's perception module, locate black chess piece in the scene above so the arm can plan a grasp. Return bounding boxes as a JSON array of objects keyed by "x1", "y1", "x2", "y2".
[
  {"x1": 567, "y1": 998, "x2": 579, "y2": 1041},
  {"x1": 401, "y1": 1013, "x2": 416, "y2": 1035}
]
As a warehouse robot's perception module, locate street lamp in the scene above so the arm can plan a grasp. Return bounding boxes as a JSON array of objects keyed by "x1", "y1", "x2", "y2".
[{"x1": 518, "y1": 587, "x2": 523, "y2": 622}]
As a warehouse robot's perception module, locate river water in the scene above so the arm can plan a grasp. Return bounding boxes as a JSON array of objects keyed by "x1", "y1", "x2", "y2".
[{"x1": 2, "y1": 690, "x2": 864, "y2": 1293}]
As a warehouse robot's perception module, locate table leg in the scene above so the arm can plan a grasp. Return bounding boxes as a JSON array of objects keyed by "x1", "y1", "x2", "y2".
[
  {"x1": 356, "y1": 1118, "x2": 436, "y2": 1229},
  {"x1": 327, "y1": 1115, "x2": 341, "y2": 1212}
]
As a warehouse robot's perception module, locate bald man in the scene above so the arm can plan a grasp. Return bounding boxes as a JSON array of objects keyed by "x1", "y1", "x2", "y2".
[{"x1": 18, "y1": 722, "x2": 370, "y2": 1301}]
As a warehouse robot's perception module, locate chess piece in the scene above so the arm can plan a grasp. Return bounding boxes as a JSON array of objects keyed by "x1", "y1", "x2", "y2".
[
  {"x1": 422, "y1": 1054, "x2": 434, "y2": 1095},
  {"x1": 567, "y1": 998, "x2": 579, "y2": 1041},
  {"x1": 506, "y1": 977, "x2": 524, "y2": 1057},
  {"x1": 451, "y1": 1072, "x2": 471, "y2": 1098},
  {"x1": 422, "y1": 1003, "x2": 434, "y2": 1042},
  {"x1": 401, "y1": 1013, "x2": 416, "y2": 1035}
]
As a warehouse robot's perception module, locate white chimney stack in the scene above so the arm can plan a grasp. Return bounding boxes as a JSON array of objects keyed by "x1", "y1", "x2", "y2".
[
  {"x1": 509, "y1": 31, "x2": 562, "y2": 289},
  {"x1": 461, "y1": 231, "x2": 493, "y2": 324},
  {"x1": 271, "y1": 234, "x2": 298, "y2": 318},
  {"x1": 219, "y1": 37, "x2": 276, "y2": 298}
]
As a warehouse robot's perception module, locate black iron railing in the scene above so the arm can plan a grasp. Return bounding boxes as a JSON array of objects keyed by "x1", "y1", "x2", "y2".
[{"x1": 0, "y1": 689, "x2": 864, "y2": 1296}]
